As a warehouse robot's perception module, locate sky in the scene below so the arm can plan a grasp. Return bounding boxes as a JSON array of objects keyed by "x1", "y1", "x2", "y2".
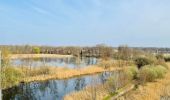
[{"x1": 0, "y1": 0, "x2": 170, "y2": 47}]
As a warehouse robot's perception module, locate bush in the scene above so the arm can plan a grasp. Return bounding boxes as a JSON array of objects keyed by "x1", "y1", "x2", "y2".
[
  {"x1": 138, "y1": 66, "x2": 157, "y2": 83},
  {"x1": 1, "y1": 67, "x2": 24, "y2": 88},
  {"x1": 135, "y1": 57, "x2": 153, "y2": 69},
  {"x1": 138, "y1": 65, "x2": 167, "y2": 83},
  {"x1": 124, "y1": 66, "x2": 138, "y2": 80},
  {"x1": 153, "y1": 66, "x2": 167, "y2": 79}
]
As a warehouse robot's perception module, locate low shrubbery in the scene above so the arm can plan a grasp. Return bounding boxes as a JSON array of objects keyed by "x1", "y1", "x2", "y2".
[
  {"x1": 1, "y1": 66, "x2": 24, "y2": 89},
  {"x1": 138, "y1": 65, "x2": 167, "y2": 83},
  {"x1": 124, "y1": 66, "x2": 138, "y2": 80},
  {"x1": 135, "y1": 54, "x2": 169, "y2": 69},
  {"x1": 153, "y1": 65, "x2": 167, "y2": 78}
]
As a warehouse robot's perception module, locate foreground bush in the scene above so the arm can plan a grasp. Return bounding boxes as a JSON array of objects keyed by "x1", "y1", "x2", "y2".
[
  {"x1": 138, "y1": 65, "x2": 167, "y2": 83},
  {"x1": 1, "y1": 67, "x2": 24, "y2": 89}
]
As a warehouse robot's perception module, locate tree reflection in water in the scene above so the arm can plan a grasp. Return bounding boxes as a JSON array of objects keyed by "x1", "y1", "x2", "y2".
[
  {"x1": 75, "y1": 77, "x2": 86, "y2": 91},
  {"x1": 10, "y1": 57, "x2": 98, "y2": 69},
  {"x1": 3, "y1": 71, "x2": 114, "y2": 100}
]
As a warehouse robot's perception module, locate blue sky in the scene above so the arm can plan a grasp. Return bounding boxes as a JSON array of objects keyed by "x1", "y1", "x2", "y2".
[{"x1": 0, "y1": 0, "x2": 170, "y2": 47}]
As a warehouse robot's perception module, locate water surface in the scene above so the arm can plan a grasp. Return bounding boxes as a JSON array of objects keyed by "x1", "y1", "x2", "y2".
[
  {"x1": 10, "y1": 57, "x2": 98, "y2": 68},
  {"x1": 3, "y1": 72, "x2": 113, "y2": 100}
]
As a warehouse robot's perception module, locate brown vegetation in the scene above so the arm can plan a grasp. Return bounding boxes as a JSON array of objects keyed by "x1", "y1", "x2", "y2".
[
  {"x1": 9, "y1": 54, "x2": 73, "y2": 59},
  {"x1": 22, "y1": 66, "x2": 122, "y2": 83}
]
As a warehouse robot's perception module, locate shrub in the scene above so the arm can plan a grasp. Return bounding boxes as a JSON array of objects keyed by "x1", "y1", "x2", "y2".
[
  {"x1": 138, "y1": 65, "x2": 167, "y2": 83},
  {"x1": 138, "y1": 65, "x2": 157, "y2": 83},
  {"x1": 1, "y1": 67, "x2": 24, "y2": 88},
  {"x1": 135, "y1": 57, "x2": 153, "y2": 69},
  {"x1": 153, "y1": 65, "x2": 167, "y2": 79},
  {"x1": 124, "y1": 66, "x2": 138, "y2": 79}
]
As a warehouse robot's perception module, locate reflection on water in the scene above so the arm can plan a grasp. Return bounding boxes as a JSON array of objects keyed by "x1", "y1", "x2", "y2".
[
  {"x1": 10, "y1": 57, "x2": 98, "y2": 68},
  {"x1": 3, "y1": 72, "x2": 112, "y2": 100}
]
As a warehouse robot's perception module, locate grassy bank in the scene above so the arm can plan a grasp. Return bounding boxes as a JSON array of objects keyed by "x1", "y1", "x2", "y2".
[
  {"x1": 9, "y1": 54, "x2": 73, "y2": 59},
  {"x1": 22, "y1": 66, "x2": 122, "y2": 82},
  {"x1": 2, "y1": 65, "x2": 122, "y2": 89}
]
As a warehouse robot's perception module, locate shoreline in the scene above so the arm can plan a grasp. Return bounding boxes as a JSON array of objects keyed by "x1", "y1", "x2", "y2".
[
  {"x1": 3, "y1": 66, "x2": 122, "y2": 90},
  {"x1": 9, "y1": 54, "x2": 73, "y2": 59}
]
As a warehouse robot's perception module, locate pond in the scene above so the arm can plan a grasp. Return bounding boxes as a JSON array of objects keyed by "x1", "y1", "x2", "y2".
[
  {"x1": 10, "y1": 57, "x2": 98, "y2": 69},
  {"x1": 3, "y1": 71, "x2": 116, "y2": 100}
]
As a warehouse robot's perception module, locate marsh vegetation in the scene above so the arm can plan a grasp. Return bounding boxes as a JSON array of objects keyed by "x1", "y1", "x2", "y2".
[{"x1": 1, "y1": 45, "x2": 170, "y2": 100}]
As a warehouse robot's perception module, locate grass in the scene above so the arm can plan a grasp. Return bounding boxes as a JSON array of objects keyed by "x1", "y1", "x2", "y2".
[
  {"x1": 64, "y1": 84, "x2": 111, "y2": 100},
  {"x1": 22, "y1": 65, "x2": 122, "y2": 83},
  {"x1": 64, "y1": 82, "x2": 134, "y2": 100}
]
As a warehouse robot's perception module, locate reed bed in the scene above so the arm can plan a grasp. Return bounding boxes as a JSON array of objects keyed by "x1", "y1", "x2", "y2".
[
  {"x1": 22, "y1": 66, "x2": 122, "y2": 83},
  {"x1": 64, "y1": 84, "x2": 111, "y2": 100},
  {"x1": 10, "y1": 54, "x2": 73, "y2": 59}
]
